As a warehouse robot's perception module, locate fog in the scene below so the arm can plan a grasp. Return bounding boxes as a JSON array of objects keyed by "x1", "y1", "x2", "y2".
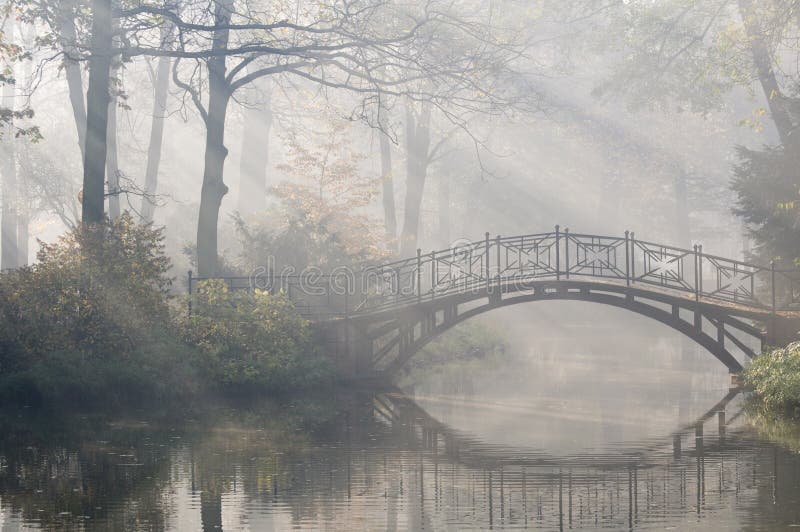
[
  {"x1": 3, "y1": 1, "x2": 792, "y2": 382},
  {"x1": 2, "y1": 1, "x2": 800, "y2": 528},
  {"x1": 5, "y1": 1, "x2": 777, "y2": 264}
]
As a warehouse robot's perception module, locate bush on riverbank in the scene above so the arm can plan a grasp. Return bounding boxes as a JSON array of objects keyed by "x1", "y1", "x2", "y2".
[
  {"x1": 743, "y1": 342, "x2": 800, "y2": 418},
  {"x1": 0, "y1": 216, "x2": 332, "y2": 408},
  {"x1": 396, "y1": 321, "x2": 508, "y2": 391},
  {"x1": 179, "y1": 280, "x2": 332, "y2": 393}
]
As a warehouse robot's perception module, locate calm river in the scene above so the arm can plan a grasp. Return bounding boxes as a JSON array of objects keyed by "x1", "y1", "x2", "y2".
[{"x1": 1, "y1": 312, "x2": 800, "y2": 530}]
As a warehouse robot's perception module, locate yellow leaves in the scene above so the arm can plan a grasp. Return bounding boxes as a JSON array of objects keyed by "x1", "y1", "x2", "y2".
[{"x1": 738, "y1": 107, "x2": 769, "y2": 134}]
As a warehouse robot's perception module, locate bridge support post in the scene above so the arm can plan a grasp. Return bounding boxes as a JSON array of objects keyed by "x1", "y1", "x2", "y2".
[{"x1": 315, "y1": 321, "x2": 375, "y2": 380}]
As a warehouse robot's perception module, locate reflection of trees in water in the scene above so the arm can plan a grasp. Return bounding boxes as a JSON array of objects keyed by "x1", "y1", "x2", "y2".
[
  {"x1": 1, "y1": 390, "x2": 800, "y2": 530},
  {"x1": 0, "y1": 419, "x2": 176, "y2": 530}
]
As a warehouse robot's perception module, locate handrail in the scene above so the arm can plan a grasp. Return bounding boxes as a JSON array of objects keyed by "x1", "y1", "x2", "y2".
[{"x1": 186, "y1": 228, "x2": 800, "y2": 319}]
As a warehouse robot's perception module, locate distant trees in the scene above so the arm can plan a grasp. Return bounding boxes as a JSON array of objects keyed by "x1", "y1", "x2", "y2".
[
  {"x1": 140, "y1": 23, "x2": 173, "y2": 223},
  {"x1": 120, "y1": 0, "x2": 538, "y2": 274},
  {"x1": 1, "y1": 10, "x2": 39, "y2": 269},
  {"x1": 7, "y1": 0, "x2": 544, "y2": 275},
  {"x1": 1, "y1": 14, "x2": 19, "y2": 269},
  {"x1": 570, "y1": 0, "x2": 800, "y2": 261}
]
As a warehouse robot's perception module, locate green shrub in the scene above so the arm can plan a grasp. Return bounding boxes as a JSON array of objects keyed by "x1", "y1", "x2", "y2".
[
  {"x1": 0, "y1": 214, "x2": 170, "y2": 374},
  {"x1": 0, "y1": 215, "x2": 333, "y2": 407},
  {"x1": 179, "y1": 280, "x2": 333, "y2": 393},
  {"x1": 0, "y1": 213, "x2": 172, "y2": 373},
  {"x1": 0, "y1": 215, "x2": 205, "y2": 406},
  {"x1": 743, "y1": 342, "x2": 800, "y2": 418}
]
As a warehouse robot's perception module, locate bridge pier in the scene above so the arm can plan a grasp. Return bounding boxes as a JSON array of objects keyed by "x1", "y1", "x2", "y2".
[{"x1": 314, "y1": 321, "x2": 376, "y2": 380}]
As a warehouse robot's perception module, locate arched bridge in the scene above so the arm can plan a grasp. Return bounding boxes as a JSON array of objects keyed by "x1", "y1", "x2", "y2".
[{"x1": 190, "y1": 228, "x2": 800, "y2": 378}]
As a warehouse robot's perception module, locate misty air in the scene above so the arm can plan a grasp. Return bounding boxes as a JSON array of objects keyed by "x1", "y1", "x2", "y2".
[{"x1": 1, "y1": 0, "x2": 800, "y2": 530}]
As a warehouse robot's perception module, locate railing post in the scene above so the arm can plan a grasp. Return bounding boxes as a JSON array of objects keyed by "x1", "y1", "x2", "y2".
[
  {"x1": 417, "y1": 248, "x2": 423, "y2": 303},
  {"x1": 698, "y1": 244, "x2": 703, "y2": 298},
  {"x1": 431, "y1": 250, "x2": 436, "y2": 300},
  {"x1": 624, "y1": 231, "x2": 630, "y2": 286},
  {"x1": 187, "y1": 270, "x2": 193, "y2": 316},
  {"x1": 555, "y1": 225, "x2": 561, "y2": 281},
  {"x1": 630, "y1": 232, "x2": 636, "y2": 283},
  {"x1": 564, "y1": 227, "x2": 570, "y2": 280},
  {"x1": 268, "y1": 266, "x2": 275, "y2": 296},
  {"x1": 495, "y1": 235, "x2": 502, "y2": 289},
  {"x1": 771, "y1": 260, "x2": 776, "y2": 313},
  {"x1": 485, "y1": 232, "x2": 491, "y2": 292},
  {"x1": 693, "y1": 245, "x2": 699, "y2": 302}
]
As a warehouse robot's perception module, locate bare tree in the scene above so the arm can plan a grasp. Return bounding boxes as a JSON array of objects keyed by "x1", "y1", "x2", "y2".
[{"x1": 18, "y1": 0, "x2": 541, "y2": 271}]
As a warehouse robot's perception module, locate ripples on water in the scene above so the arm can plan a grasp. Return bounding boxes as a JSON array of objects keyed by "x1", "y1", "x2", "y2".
[
  {"x1": 0, "y1": 388, "x2": 799, "y2": 531},
  {"x1": 1, "y1": 317, "x2": 800, "y2": 531}
]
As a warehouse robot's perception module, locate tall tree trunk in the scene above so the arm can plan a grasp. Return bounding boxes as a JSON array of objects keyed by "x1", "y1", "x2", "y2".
[
  {"x1": 59, "y1": 2, "x2": 87, "y2": 159},
  {"x1": 16, "y1": 209, "x2": 28, "y2": 266},
  {"x1": 196, "y1": 0, "x2": 233, "y2": 276},
  {"x1": 1, "y1": 18, "x2": 17, "y2": 269},
  {"x1": 399, "y1": 102, "x2": 431, "y2": 257},
  {"x1": 17, "y1": 26, "x2": 35, "y2": 267},
  {"x1": 106, "y1": 83, "x2": 120, "y2": 218},
  {"x1": 738, "y1": 0, "x2": 798, "y2": 149},
  {"x1": 438, "y1": 173, "x2": 450, "y2": 247},
  {"x1": 237, "y1": 80, "x2": 272, "y2": 215},
  {"x1": 106, "y1": 28, "x2": 122, "y2": 219},
  {"x1": 140, "y1": 26, "x2": 172, "y2": 223},
  {"x1": 81, "y1": 0, "x2": 114, "y2": 225},
  {"x1": 379, "y1": 130, "x2": 397, "y2": 245}
]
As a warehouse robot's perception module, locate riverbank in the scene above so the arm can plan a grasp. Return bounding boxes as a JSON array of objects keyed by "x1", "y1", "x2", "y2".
[
  {"x1": 0, "y1": 216, "x2": 334, "y2": 410},
  {"x1": 743, "y1": 341, "x2": 800, "y2": 419}
]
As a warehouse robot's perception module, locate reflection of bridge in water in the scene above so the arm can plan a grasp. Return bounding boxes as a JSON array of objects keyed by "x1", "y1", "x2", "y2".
[
  {"x1": 373, "y1": 388, "x2": 743, "y2": 470},
  {"x1": 195, "y1": 228, "x2": 800, "y2": 377},
  {"x1": 3, "y1": 387, "x2": 794, "y2": 530},
  {"x1": 360, "y1": 387, "x2": 756, "y2": 530}
]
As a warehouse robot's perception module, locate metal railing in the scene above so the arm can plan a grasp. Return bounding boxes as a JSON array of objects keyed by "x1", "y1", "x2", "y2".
[{"x1": 187, "y1": 227, "x2": 800, "y2": 320}]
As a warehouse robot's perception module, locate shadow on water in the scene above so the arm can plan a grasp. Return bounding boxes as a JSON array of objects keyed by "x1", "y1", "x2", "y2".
[{"x1": 0, "y1": 385, "x2": 799, "y2": 530}]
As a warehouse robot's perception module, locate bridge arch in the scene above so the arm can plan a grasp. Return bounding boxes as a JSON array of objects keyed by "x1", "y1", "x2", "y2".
[
  {"x1": 201, "y1": 228, "x2": 800, "y2": 378},
  {"x1": 353, "y1": 280, "x2": 765, "y2": 376}
]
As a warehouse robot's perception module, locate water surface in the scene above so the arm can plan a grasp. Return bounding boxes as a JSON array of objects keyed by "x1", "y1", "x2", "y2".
[{"x1": 1, "y1": 323, "x2": 799, "y2": 530}]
